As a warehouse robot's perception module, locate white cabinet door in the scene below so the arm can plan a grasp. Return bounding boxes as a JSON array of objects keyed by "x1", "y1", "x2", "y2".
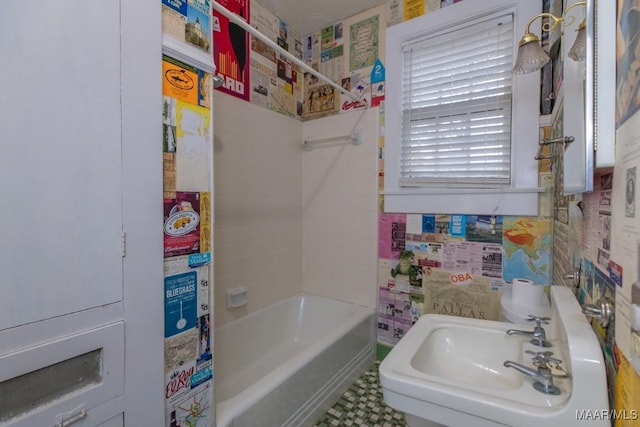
[
  {"x1": 0, "y1": 0, "x2": 123, "y2": 329},
  {"x1": 0, "y1": 0, "x2": 165, "y2": 425},
  {"x1": 0, "y1": 322, "x2": 124, "y2": 427}
]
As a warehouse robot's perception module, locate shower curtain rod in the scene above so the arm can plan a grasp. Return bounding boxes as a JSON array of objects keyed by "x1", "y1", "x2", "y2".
[{"x1": 212, "y1": 2, "x2": 363, "y2": 103}]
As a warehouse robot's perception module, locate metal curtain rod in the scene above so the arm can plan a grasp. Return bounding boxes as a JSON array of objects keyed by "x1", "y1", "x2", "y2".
[{"x1": 212, "y1": 2, "x2": 362, "y2": 103}]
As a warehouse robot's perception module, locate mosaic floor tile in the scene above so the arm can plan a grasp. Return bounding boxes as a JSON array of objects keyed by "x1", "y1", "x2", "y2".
[{"x1": 313, "y1": 362, "x2": 407, "y2": 427}]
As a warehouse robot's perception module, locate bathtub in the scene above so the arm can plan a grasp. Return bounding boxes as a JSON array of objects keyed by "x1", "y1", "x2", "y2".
[{"x1": 215, "y1": 293, "x2": 375, "y2": 427}]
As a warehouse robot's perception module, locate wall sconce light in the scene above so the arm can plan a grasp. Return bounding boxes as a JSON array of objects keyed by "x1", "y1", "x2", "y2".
[
  {"x1": 513, "y1": 1, "x2": 586, "y2": 74},
  {"x1": 567, "y1": 20, "x2": 586, "y2": 61}
]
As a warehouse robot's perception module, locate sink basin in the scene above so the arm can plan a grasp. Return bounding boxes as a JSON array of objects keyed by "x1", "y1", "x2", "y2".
[
  {"x1": 411, "y1": 320, "x2": 522, "y2": 391},
  {"x1": 379, "y1": 286, "x2": 609, "y2": 427}
]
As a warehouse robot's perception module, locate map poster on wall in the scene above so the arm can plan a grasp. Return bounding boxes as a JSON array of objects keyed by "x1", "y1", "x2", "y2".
[
  {"x1": 502, "y1": 216, "x2": 551, "y2": 285},
  {"x1": 213, "y1": 0, "x2": 250, "y2": 100}
]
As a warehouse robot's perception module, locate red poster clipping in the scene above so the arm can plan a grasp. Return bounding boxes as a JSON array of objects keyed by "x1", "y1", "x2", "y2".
[{"x1": 213, "y1": 0, "x2": 250, "y2": 100}]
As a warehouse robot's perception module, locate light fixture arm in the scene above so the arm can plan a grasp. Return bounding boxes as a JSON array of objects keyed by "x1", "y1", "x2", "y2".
[
  {"x1": 563, "y1": 1, "x2": 587, "y2": 20},
  {"x1": 525, "y1": 13, "x2": 564, "y2": 36},
  {"x1": 525, "y1": 1, "x2": 586, "y2": 36}
]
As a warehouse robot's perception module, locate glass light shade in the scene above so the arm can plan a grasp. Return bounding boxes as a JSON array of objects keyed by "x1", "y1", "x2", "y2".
[
  {"x1": 513, "y1": 36, "x2": 551, "y2": 74},
  {"x1": 568, "y1": 22, "x2": 586, "y2": 61}
]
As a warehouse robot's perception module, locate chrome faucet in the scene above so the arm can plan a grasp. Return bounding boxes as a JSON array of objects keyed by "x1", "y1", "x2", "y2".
[
  {"x1": 503, "y1": 351, "x2": 562, "y2": 395},
  {"x1": 506, "y1": 315, "x2": 551, "y2": 347}
]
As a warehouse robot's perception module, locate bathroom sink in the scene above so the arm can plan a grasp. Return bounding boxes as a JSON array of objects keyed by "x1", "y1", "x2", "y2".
[
  {"x1": 379, "y1": 286, "x2": 609, "y2": 427},
  {"x1": 410, "y1": 319, "x2": 522, "y2": 391}
]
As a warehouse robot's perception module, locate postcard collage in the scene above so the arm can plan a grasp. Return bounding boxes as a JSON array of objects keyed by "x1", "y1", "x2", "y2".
[
  {"x1": 213, "y1": 0, "x2": 385, "y2": 120},
  {"x1": 162, "y1": 1, "x2": 214, "y2": 426},
  {"x1": 377, "y1": 213, "x2": 552, "y2": 346}
]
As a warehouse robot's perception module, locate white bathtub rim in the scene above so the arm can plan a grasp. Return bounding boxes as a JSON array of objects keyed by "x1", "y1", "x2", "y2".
[
  {"x1": 215, "y1": 293, "x2": 374, "y2": 427},
  {"x1": 214, "y1": 291, "x2": 374, "y2": 334}
]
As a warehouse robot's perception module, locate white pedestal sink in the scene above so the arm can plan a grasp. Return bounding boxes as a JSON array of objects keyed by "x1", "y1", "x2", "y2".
[{"x1": 379, "y1": 286, "x2": 609, "y2": 427}]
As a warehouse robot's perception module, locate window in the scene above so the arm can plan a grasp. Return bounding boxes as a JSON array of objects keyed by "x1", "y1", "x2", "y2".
[
  {"x1": 384, "y1": 0, "x2": 542, "y2": 215},
  {"x1": 401, "y1": 15, "x2": 513, "y2": 187}
]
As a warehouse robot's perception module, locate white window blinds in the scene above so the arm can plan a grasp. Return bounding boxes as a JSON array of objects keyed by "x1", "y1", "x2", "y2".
[{"x1": 400, "y1": 14, "x2": 514, "y2": 187}]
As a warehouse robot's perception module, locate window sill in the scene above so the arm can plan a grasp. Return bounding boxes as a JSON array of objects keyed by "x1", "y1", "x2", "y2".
[{"x1": 381, "y1": 188, "x2": 543, "y2": 216}]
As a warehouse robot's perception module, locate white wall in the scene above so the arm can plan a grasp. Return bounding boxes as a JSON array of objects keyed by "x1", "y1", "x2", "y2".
[
  {"x1": 302, "y1": 108, "x2": 379, "y2": 308},
  {"x1": 213, "y1": 93, "x2": 303, "y2": 326},
  {"x1": 214, "y1": 96, "x2": 378, "y2": 324}
]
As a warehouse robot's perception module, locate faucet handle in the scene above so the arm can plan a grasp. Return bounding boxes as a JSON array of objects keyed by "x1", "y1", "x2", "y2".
[
  {"x1": 527, "y1": 315, "x2": 550, "y2": 325},
  {"x1": 525, "y1": 350, "x2": 562, "y2": 367}
]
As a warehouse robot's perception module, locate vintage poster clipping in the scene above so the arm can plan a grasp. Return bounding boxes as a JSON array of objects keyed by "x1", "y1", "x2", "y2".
[
  {"x1": 167, "y1": 382, "x2": 213, "y2": 427},
  {"x1": 423, "y1": 268, "x2": 501, "y2": 320},
  {"x1": 379, "y1": 213, "x2": 407, "y2": 260},
  {"x1": 163, "y1": 56, "x2": 211, "y2": 109},
  {"x1": 349, "y1": 15, "x2": 379, "y2": 72},
  {"x1": 249, "y1": 1, "x2": 303, "y2": 117},
  {"x1": 582, "y1": 171, "x2": 614, "y2": 273},
  {"x1": 403, "y1": 0, "x2": 425, "y2": 20},
  {"x1": 162, "y1": 0, "x2": 212, "y2": 53},
  {"x1": 614, "y1": 352, "x2": 640, "y2": 427},
  {"x1": 612, "y1": 112, "x2": 640, "y2": 375},
  {"x1": 163, "y1": 55, "x2": 213, "y2": 206},
  {"x1": 249, "y1": 1, "x2": 278, "y2": 108},
  {"x1": 213, "y1": 0, "x2": 250, "y2": 100},
  {"x1": 163, "y1": 57, "x2": 199, "y2": 105},
  {"x1": 387, "y1": 0, "x2": 403, "y2": 27},
  {"x1": 340, "y1": 70, "x2": 370, "y2": 113},
  {"x1": 199, "y1": 192, "x2": 211, "y2": 253},
  {"x1": 164, "y1": 254, "x2": 212, "y2": 427},
  {"x1": 163, "y1": 94, "x2": 178, "y2": 199},
  {"x1": 164, "y1": 192, "x2": 202, "y2": 258},
  {"x1": 161, "y1": 47, "x2": 212, "y2": 427},
  {"x1": 370, "y1": 59, "x2": 385, "y2": 107},
  {"x1": 303, "y1": 80, "x2": 339, "y2": 119},
  {"x1": 617, "y1": 0, "x2": 640, "y2": 128},
  {"x1": 302, "y1": 23, "x2": 344, "y2": 119},
  {"x1": 175, "y1": 101, "x2": 211, "y2": 192},
  {"x1": 318, "y1": 24, "x2": 345, "y2": 84},
  {"x1": 378, "y1": 284, "x2": 423, "y2": 345}
]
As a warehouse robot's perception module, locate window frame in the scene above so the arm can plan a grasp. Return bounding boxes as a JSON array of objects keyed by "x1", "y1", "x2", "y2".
[{"x1": 383, "y1": 0, "x2": 543, "y2": 216}]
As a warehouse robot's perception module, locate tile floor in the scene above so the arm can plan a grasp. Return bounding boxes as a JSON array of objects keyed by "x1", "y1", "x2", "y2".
[{"x1": 313, "y1": 361, "x2": 408, "y2": 427}]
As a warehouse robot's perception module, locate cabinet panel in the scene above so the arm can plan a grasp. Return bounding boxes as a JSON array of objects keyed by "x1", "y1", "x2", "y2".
[
  {"x1": 99, "y1": 414, "x2": 124, "y2": 427},
  {"x1": 0, "y1": 322, "x2": 124, "y2": 426},
  {"x1": 0, "y1": 0, "x2": 123, "y2": 329}
]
